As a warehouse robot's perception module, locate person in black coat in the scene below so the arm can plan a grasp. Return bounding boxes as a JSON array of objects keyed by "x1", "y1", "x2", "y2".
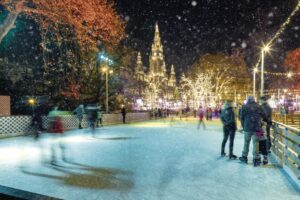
[
  {"x1": 220, "y1": 101, "x2": 237, "y2": 159},
  {"x1": 31, "y1": 106, "x2": 43, "y2": 140},
  {"x1": 260, "y1": 96, "x2": 272, "y2": 152},
  {"x1": 121, "y1": 107, "x2": 126, "y2": 124}
]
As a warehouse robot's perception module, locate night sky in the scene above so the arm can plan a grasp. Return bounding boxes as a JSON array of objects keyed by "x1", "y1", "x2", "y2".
[{"x1": 115, "y1": 0, "x2": 300, "y2": 75}]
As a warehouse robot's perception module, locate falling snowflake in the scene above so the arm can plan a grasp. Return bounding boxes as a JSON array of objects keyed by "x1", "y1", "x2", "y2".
[
  {"x1": 268, "y1": 12, "x2": 274, "y2": 17},
  {"x1": 125, "y1": 15, "x2": 130, "y2": 22},
  {"x1": 231, "y1": 42, "x2": 236, "y2": 47},
  {"x1": 191, "y1": 1, "x2": 197, "y2": 6},
  {"x1": 176, "y1": 15, "x2": 182, "y2": 20},
  {"x1": 241, "y1": 41, "x2": 247, "y2": 48}
]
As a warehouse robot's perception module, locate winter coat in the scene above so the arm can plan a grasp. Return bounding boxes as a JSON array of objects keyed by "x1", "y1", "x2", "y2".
[
  {"x1": 197, "y1": 108, "x2": 204, "y2": 120},
  {"x1": 121, "y1": 108, "x2": 126, "y2": 116},
  {"x1": 74, "y1": 105, "x2": 84, "y2": 119},
  {"x1": 240, "y1": 101, "x2": 267, "y2": 132},
  {"x1": 221, "y1": 106, "x2": 236, "y2": 131},
  {"x1": 261, "y1": 102, "x2": 272, "y2": 125}
]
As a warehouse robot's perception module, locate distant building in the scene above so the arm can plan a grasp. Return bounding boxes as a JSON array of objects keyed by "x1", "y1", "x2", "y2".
[{"x1": 134, "y1": 24, "x2": 179, "y2": 109}]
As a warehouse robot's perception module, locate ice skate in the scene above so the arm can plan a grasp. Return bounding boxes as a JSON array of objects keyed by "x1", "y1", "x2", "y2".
[
  {"x1": 239, "y1": 156, "x2": 248, "y2": 163},
  {"x1": 229, "y1": 154, "x2": 237, "y2": 160},
  {"x1": 263, "y1": 156, "x2": 268, "y2": 165},
  {"x1": 253, "y1": 158, "x2": 261, "y2": 167}
]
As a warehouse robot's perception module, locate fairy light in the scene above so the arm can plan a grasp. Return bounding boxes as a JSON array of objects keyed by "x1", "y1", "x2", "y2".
[{"x1": 254, "y1": 0, "x2": 300, "y2": 69}]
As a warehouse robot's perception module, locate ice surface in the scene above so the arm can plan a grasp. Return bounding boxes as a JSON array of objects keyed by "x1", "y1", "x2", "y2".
[{"x1": 0, "y1": 119, "x2": 299, "y2": 200}]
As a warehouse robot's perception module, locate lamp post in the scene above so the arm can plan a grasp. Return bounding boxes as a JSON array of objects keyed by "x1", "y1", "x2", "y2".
[
  {"x1": 97, "y1": 51, "x2": 114, "y2": 113},
  {"x1": 260, "y1": 45, "x2": 270, "y2": 96},
  {"x1": 101, "y1": 66, "x2": 113, "y2": 113},
  {"x1": 28, "y1": 97, "x2": 36, "y2": 115},
  {"x1": 253, "y1": 68, "x2": 258, "y2": 98}
]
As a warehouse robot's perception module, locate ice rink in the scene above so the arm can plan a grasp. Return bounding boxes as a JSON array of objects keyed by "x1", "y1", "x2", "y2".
[{"x1": 0, "y1": 118, "x2": 299, "y2": 200}]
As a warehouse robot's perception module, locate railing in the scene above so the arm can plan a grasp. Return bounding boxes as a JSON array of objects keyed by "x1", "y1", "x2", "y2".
[
  {"x1": 0, "y1": 112, "x2": 150, "y2": 137},
  {"x1": 271, "y1": 121, "x2": 300, "y2": 181},
  {"x1": 273, "y1": 113, "x2": 300, "y2": 129}
]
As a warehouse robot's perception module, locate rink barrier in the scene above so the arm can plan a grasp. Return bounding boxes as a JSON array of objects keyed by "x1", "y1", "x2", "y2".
[
  {"x1": 0, "y1": 185, "x2": 61, "y2": 200},
  {"x1": 271, "y1": 121, "x2": 300, "y2": 187},
  {"x1": 0, "y1": 112, "x2": 150, "y2": 137},
  {"x1": 273, "y1": 113, "x2": 300, "y2": 129}
]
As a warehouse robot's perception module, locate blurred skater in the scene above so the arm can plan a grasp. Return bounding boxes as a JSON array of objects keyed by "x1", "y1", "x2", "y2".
[
  {"x1": 73, "y1": 104, "x2": 84, "y2": 129},
  {"x1": 31, "y1": 106, "x2": 43, "y2": 140},
  {"x1": 197, "y1": 106, "x2": 206, "y2": 130},
  {"x1": 86, "y1": 104, "x2": 98, "y2": 137},
  {"x1": 48, "y1": 107, "x2": 66, "y2": 164},
  {"x1": 97, "y1": 107, "x2": 103, "y2": 127}
]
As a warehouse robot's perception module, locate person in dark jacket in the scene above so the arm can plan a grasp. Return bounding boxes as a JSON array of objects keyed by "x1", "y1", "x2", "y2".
[
  {"x1": 220, "y1": 101, "x2": 237, "y2": 159},
  {"x1": 74, "y1": 104, "x2": 84, "y2": 129},
  {"x1": 31, "y1": 106, "x2": 43, "y2": 140},
  {"x1": 239, "y1": 96, "x2": 267, "y2": 166},
  {"x1": 260, "y1": 96, "x2": 272, "y2": 152},
  {"x1": 121, "y1": 106, "x2": 126, "y2": 124}
]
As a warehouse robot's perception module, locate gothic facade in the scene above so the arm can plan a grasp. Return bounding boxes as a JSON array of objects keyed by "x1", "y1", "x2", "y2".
[{"x1": 134, "y1": 24, "x2": 178, "y2": 108}]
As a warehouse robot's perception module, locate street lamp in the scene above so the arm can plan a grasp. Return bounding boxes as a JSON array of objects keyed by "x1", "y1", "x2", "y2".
[
  {"x1": 97, "y1": 51, "x2": 114, "y2": 113},
  {"x1": 28, "y1": 97, "x2": 36, "y2": 114},
  {"x1": 260, "y1": 44, "x2": 270, "y2": 96},
  {"x1": 253, "y1": 68, "x2": 258, "y2": 97},
  {"x1": 101, "y1": 66, "x2": 113, "y2": 113}
]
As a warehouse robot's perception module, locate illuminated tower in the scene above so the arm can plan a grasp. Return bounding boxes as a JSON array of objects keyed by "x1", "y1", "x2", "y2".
[
  {"x1": 135, "y1": 52, "x2": 145, "y2": 81},
  {"x1": 149, "y1": 23, "x2": 166, "y2": 80},
  {"x1": 168, "y1": 64, "x2": 176, "y2": 87}
]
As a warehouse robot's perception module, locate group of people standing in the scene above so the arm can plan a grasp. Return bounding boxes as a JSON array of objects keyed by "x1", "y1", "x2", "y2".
[{"x1": 220, "y1": 95, "x2": 272, "y2": 167}]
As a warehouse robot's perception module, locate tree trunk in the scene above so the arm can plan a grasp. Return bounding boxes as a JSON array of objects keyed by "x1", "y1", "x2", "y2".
[{"x1": 0, "y1": 11, "x2": 19, "y2": 44}]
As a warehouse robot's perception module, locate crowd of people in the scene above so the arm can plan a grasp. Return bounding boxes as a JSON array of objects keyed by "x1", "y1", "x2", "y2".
[{"x1": 30, "y1": 96, "x2": 274, "y2": 167}]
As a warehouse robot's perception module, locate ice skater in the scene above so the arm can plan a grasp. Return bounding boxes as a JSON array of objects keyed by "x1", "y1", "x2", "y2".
[
  {"x1": 197, "y1": 106, "x2": 206, "y2": 130},
  {"x1": 73, "y1": 104, "x2": 84, "y2": 129},
  {"x1": 86, "y1": 104, "x2": 98, "y2": 137},
  {"x1": 239, "y1": 96, "x2": 267, "y2": 167},
  {"x1": 220, "y1": 101, "x2": 237, "y2": 159},
  {"x1": 97, "y1": 107, "x2": 103, "y2": 127},
  {"x1": 121, "y1": 106, "x2": 127, "y2": 124},
  {"x1": 31, "y1": 106, "x2": 43, "y2": 140}
]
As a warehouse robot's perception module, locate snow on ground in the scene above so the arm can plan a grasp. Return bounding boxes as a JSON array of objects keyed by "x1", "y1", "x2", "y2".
[{"x1": 0, "y1": 118, "x2": 299, "y2": 200}]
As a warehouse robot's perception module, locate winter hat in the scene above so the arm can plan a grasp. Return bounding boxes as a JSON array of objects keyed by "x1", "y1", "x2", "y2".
[
  {"x1": 247, "y1": 96, "x2": 255, "y2": 103},
  {"x1": 223, "y1": 101, "x2": 231, "y2": 109}
]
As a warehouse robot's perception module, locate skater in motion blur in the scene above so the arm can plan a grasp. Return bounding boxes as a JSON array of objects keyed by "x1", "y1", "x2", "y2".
[
  {"x1": 220, "y1": 101, "x2": 237, "y2": 159},
  {"x1": 197, "y1": 106, "x2": 206, "y2": 130},
  {"x1": 86, "y1": 104, "x2": 98, "y2": 137},
  {"x1": 48, "y1": 106, "x2": 66, "y2": 164},
  {"x1": 97, "y1": 106, "x2": 103, "y2": 127},
  {"x1": 31, "y1": 106, "x2": 43, "y2": 140},
  {"x1": 73, "y1": 104, "x2": 84, "y2": 129}
]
